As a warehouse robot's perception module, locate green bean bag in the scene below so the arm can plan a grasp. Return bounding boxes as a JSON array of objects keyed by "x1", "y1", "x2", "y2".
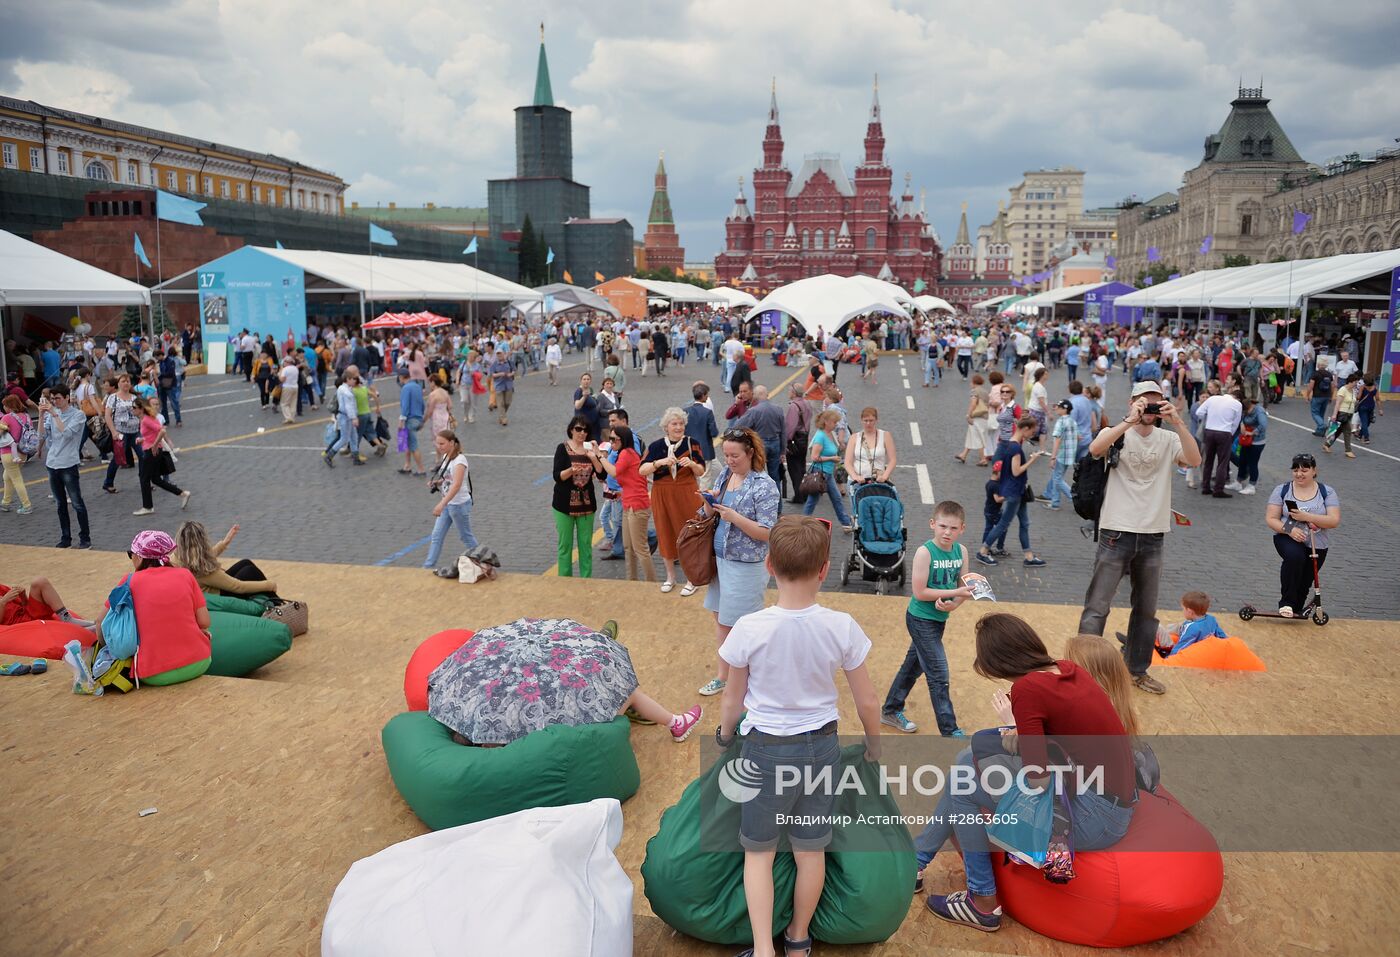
[
  {"x1": 381, "y1": 711, "x2": 640, "y2": 831},
  {"x1": 202, "y1": 594, "x2": 270, "y2": 617},
  {"x1": 205, "y1": 610, "x2": 291, "y2": 677},
  {"x1": 641, "y1": 743, "x2": 915, "y2": 946}
]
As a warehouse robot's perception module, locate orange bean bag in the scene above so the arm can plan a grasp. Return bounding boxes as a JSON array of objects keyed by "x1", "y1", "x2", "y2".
[
  {"x1": 1158, "y1": 635, "x2": 1265, "y2": 672},
  {"x1": 404, "y1": 629, "x2": 474, "y2": 711},
  {"x1": 989, "y1": 787, "x2": 1222, "y2": 947},
  {"x1": 0, "y1": 619, "x2": 96, "y2": 660}
]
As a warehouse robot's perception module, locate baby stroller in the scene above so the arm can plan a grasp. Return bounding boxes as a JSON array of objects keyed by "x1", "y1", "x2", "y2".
[{"x1": 840, "y1": 481, "x2": 907, "y2": 596}]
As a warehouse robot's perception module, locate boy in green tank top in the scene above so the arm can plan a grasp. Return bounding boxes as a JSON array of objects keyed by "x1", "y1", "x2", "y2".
[{"x1": 881, "y1": 500, "x2": 972, "y2": 736}]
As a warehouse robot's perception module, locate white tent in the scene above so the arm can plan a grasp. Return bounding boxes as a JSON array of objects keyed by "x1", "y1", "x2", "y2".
[
  {"x1": 1114, "y1": 250, "x2": 1400, "y2": 310},
  {"x1": 742, "y1": 275, "x2": 909, "y2": 331},
  {"x1": 1011, "y1": 282, "x2": 1108, "y2": 311},
  {"x1": 849, "y1": 274, "x2": 913, "y2": 304},
  {"x1": 0, "y1": 229, "x2": 150, "y2": 308},
  {"x1": 623, "y1": 278, "x2": 727, "y2": 304},
  {"x1": 911, "y1": 294, "x2": 955, "y2": 315},
  {"x1": 711, "y1": 286, "x2": 759, "y2": 309},
  {"x1": 971, "y1": 293, "x2": 1020, "y2": 310},
  {"x1": 154, "y1": 247, "x2": 540, "y2": 302}
]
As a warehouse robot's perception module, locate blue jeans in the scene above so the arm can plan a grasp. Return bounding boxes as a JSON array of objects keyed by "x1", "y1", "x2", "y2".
[
  {"x1": 883, "y1": 612, "x2": 959, "y2": 734},
  {"x1": 802, "y1": 470, "x2": 850, "y2": 526},
  {"x1": 981, "y1": 484, "x2": 1007, "y2": 550},
  {"x1": 1358, "y1": 407, "x2": 1374, "y2": 440},
  {"x1": 159, "y1": 383, "x2": 182, "y2": 424},
  {"x1": 914, "y1": 745, "x2": 1133, "y2": 895},
  {"x1": 424, "y1": 500, "x2": 479, "y2": 568},
  {"x1": 722, "y1": 359, "x2": 736, "y2": 392},
  {"x1": 327, "y1": 412, "x2": 359, "y2": 455},
  {"x1": 983, "y1": 494, "x2": 1030, "y2": 552},
  {"x1": 924, "y1": 355, "x2": 940, "y2": 385},
  {"x1": 103, "y1": 431, "x2": 142, "y2": 490},
  {"x1": 1079, "y1": 530, "x2": 1164, "y2": 676},
  {"x1": 1237, "y1": 443, "x2": 1264, "y2": 484},
  {"x1": 48, "y1": 465, "x2": 90, "y2": 546},
  {"x1": 599, "y1": 495, "x2": 623, "y2": 556},
  {"x1": 1309, "y1": 397, "x2": 1329, "y2": 432},
  {"x1": 1042, "y1": 460, "x2": 1072, "y2": 507}
]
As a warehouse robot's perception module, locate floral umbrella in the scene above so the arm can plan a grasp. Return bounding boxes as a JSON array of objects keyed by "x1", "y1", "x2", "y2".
[{"x1": 426, "y1": 618, "x2": 638, "y2": 745}]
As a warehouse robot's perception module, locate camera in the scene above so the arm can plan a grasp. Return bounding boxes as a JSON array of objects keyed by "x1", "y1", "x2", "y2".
[
  {"x1": 1142, "y1": 402, "x2": 1162, "y2": 415},
  {"x1": 428, "y1": 478, "x2": 442, "y2": 495}
]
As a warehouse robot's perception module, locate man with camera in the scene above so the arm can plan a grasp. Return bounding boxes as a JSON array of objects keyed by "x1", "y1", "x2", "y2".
[
  {"x1": 37, "y1": 385, "x2": 92, "y2": 549},
  {"x1": 1078, "y1": 381, "x2": 1201, "y2": 695}
]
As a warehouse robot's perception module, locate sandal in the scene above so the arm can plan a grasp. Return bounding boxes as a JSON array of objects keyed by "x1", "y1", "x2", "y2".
[
  {"x1": 660, "y1": 581, "x2": 675, "y2": 593},
  {"x1": 397, "y1": 468, "x2": 412, "y2": 474},
  {"x1": 783, "y1": 933, "x2": 814, "y2": 956},
  {"x1": 30, "y1": 659, "x2": 47, "y2": 675},
  {"x1": 953, "y1": 455, "x2": 966, "y2": 464},
  {"x1": 679, "y1": 583, "x2": 698, "y2": 597}
]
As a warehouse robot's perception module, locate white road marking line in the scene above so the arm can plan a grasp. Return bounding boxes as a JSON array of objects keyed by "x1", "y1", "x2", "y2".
[
  {"x1": 915, "y1": 464, "x2": 934, "y2": 504},
  {"x1": 902, "y1": 379, "x2": 911, "y2": 390},
  {"x1": 178, "y1": 398, "x2": 259, "y2": 413},
  {"x1": 1268, "y1": 413, "x2": 1400, "y2": 464},
  {"x1": 910, "y1": 422, "x2": 922, "y2": 446},
  {"x1": 208, "y1": 445, "x2": 552, "y2": 459},
  {"x1": 906, "y1": 395, "x2": 915, "y2": 410},
  {"x1": 173, "y1": 388, "x2": 245, "y2": 400}
]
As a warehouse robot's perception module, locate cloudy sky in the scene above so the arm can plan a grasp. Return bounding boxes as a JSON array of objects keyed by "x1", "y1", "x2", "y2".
[{"x1": 5, "y1": 0, "x2": 1398, "y2": 259}]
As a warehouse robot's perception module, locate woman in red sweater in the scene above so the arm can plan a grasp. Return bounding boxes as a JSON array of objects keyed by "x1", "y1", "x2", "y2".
[
  {"x1": 596, "y1": 425, "x2": 656, "y2": 583},
  {"x1": 917, "y1": 613, "x2": 1136, "y2": 933}
]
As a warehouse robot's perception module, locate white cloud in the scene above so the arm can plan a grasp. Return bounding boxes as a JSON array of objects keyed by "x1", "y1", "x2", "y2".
[{"x1": 3, "y1": 0, "x2": 1396, "y2": 258}]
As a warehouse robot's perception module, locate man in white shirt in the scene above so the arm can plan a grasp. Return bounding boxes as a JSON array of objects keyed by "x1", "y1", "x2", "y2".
[
  {"x1": 1078, "y1": 380, "x2": 1201, "y2": 695},
  {"x1": 1332, "y1": 349, "x2": 1358, "y2": 382},
  {"x1": 1197, "y1": 389, "x2": 1243, "y2": 497},
  {"x1": 544, "y1": 336, "x2": 562, "y2": 385},
  {"x1": 955, "y1": 333, "x2": 974, "y2": 378},
  {"x1": 721, "y1": 333, "x2": 745, "y2": 393}
]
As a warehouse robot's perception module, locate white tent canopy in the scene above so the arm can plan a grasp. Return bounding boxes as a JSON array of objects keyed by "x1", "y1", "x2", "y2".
[
  {"x1": 1012, "y1": 282, "x2": 1109, "y2": 310},
  {"x1": 623, "y1": 278, "x2": 726, "y2": 304},
  {"x1": 849, "y1": 274, "x2": 913, "y2": 304},
  {"x1": 971, "y1": 293, "x2": 1019, "y2": 310},
  {"x1": 0, "y1": 229, "x2": 150, "y2": 308},
  {"x1": 1114, "y1": 250, "x2": 1400, "y2": 311},
  {"x1": 711, "y1": 286, "x2": 759, "y2": 309},
  {"x1": 743, "y1": 274, "x2": 910, "y2": 331},
  {"x1": 911, "y1": 294, "x2": 955, "y2": 315},
  {"x1": 154, "y1": 247, "x2": 540, "y2": 302}
]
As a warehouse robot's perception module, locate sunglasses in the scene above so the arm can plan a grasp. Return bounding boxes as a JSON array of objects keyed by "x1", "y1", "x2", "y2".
[
  {"x1": 812, "y1": 516, "x2": 833, "y2": 537},
  {"x1": 570, "y1": 426, "x2": 588, "y2": 433},
  {"x1": 722, "y1": 429, "x2": 752, "y2": 443}
]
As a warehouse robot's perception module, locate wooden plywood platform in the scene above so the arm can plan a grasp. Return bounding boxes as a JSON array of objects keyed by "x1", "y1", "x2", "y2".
[{"x1": 0, "y1": 544, "x2": 1395, "y2": 956}]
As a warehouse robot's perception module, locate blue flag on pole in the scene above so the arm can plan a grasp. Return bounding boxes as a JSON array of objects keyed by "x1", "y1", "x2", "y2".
[
  {"x1": 1144, "y1": 276, "x2": 1155, "y2": 286},
  {"x1": 1292, "y1": 211, "x2": 1311, "y2": 234},
  {"x1": 369, "y1": 223, "x2": 397, "y2": 246},
  {"x1": 546, "y1": 246, "x2": 555, "y2": 265},
  {"x1": 133, "y1": 232, "x2": 151, "y2": 268},
  {"x1": 1199, "y1": 236, "x2": 1213, "y2": 254},
  {"x1": 275, "y1": 240, "x2": 285, "y2": 250},
  {"x1": 463, "y1": 237, "x2": 478, "y2": 255},
  {"x1": 1105, "y1": 255, "x2": 1116, "y2": 270},
  {"x1": 1146, "y1": 246, "x2": 1160, "y2": 262},
  {"x1": 156, "y1": 189, "x2": 206, "y2": 226}
]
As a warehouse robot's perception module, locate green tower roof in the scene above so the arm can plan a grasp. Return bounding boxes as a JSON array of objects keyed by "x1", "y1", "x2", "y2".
[
  {"x1": 648, "y1": 152, "x2": 673, "y2": 225},
  {"x1": 533, "y1": 25, "x2": 554, "y2": 107}
]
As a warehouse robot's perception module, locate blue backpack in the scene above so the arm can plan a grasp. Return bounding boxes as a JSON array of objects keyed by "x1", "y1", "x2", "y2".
[{"x1": 101, "y1": 579, "x2": 140, "y2": 660}]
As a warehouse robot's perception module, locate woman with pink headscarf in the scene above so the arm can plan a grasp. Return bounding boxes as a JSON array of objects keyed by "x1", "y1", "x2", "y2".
[{"x1": 93, "y1": 530, "x2": 213, "y2": 685}]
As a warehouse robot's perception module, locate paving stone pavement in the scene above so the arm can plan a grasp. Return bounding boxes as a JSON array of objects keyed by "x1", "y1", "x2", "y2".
[{"x1": 2, "y1": 348, "x2": 1396, "y2": 621}]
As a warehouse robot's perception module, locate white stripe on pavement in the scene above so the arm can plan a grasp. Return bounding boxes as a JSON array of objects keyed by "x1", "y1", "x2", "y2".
[
  {"x1": 910, "y1": 422, "x2": 922, "y2": 446},
  {"x1": 1267, "y1": 412, "x2": 1400, "y2": 464},
  {"x1": 178, "y1": 398, "x2": 259, "y2": 413},
  {"x1": 208, "y1": 444, "x2": 553, "y2": 459},
  {"x1": 906, "y1": 395, "x2": 915, "y2": 410},
  {"x1": 915, "y1": 464, "x2": 934, "y2": 504}
]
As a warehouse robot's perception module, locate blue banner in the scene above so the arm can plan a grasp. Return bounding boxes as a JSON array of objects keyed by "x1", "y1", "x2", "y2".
[
  {"x1": 369, "y1": 223, "x2": 397, "y2": 246},
  {"x1": 196, "y1": 247, "x2": 306, "y2": 348},
  {"x1": 1385, "y1": 265, "x2": 1400, "y2": 392},
  {"x1": 156, "y1": 189, "x2": 206, "y2": 226}
]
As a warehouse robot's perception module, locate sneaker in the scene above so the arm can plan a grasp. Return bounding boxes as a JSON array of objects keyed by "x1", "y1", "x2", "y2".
[
  {"x1": 914, "y1": 871, "x2": 925, "y2": 895},
  {"x1": 881, "y1": 711, "x2": 918, "y2": 733},
  {"x1": 944, "y1": 728, "x2": 967, "y2": 738},
  {"x1": 1042, "y1": 502, "x2": 1060, "y2": 510},
  {"x1": 992, "y1": 548, "x2": 1010, "y2": 558},
  {"x1": 1023, "y1": 557, "x2": 1047, "y2": 567},
  {"x1": 132, "y1": 507, "x2": 155, "y2": 516},
  {"x1": 16, "y1": 505, "x2": 32, "y2": 515},
  {"x1": 697, "y1": 677, "x2": 726, "y2": 696},
  {"x1": 1224, "y1": 480, "x2": 1242, "y2": 492},
  {"x1": 179, "y1": 490, "x2": 192, "y2": 510},
  {"x1": 1132, "y1": 673, "x2": 1167, "y2": 695},
  {"x1": 975, "y1": 551, "x2": 997, "y2": 567},
  {"x1": 1345, "y1": 452, "x2": 1356, "y2": 458},
  {"x1": 0, "y1": 503, "x2": 9, "y2": 512},
  {"x1": 1239, "y1": 484, "x2": 1256, "y2": 495},
  {"x1": 670, "y1": 705, "x2": 703, "y2": 742},
  {"x1": 926, "y1": 890, "x2": 1002, "y2": 932},
  {"x1": 322, "y1": 451, "x2": 335, "y2": 468},
  {"x1": 374, "y1": 443, "x2": 388, "y2": 457},
  {"x1": 1278, "y1": 606, "x2": 1294, "y2": 618}
]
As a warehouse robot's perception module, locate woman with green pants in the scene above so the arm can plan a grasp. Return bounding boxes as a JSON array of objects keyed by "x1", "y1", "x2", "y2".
[{"x1": 552, "y1": 415, "x2": 606, "y2": 576}]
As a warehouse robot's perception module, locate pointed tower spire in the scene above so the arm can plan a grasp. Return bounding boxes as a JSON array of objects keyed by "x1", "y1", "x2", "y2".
[
  {"x1": 870, "y1": 73, "x2": 881, "y2": 121},
  {"x1": 769, "y1": 76, "x2": 779, "y2": 123},
  {"x1": 728, "y1": 175, "x2": 751, "y2": 221},
  {"x1": 862, "y1": 75, "x2": 885, "y2": 166},
  {"x1": 955, "y1": 202, "x2": 970, "y2": 246},
  {"x1": 762, "y1": 78, "x2": 784, "y2": 168},
  {"x1": 992, "y1": 201, "x2": 1008, "y2": 243},
  {"x1": 648, "y1": 149, "x2": 673, "y2": 226},
  {"x1": 533, "y1": 23, "x2": 554, "y2": 106}
]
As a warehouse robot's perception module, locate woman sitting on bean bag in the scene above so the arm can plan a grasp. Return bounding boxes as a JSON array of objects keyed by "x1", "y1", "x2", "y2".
[
  {"x1": 94, "y1": 530, "x2": 213, "y2": 686},
  {"x1": 174, "y1": 521, "x2": 278, "y2": 597},
  {"x1": 2, "y1": 577, "x2": 93, "y2": 630},
  {"x1": 916, "y1": 613, "x2": 1136, "y2": 933}
]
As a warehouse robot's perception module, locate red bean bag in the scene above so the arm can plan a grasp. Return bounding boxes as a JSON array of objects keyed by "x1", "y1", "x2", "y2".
[
  {"x1": 1158, "y1": 635, "x2": 1265, "y2": 672},
  {"x1": 0, "y1": 620, "x2": 96, "y2": 660},
  {"x1": 404, "y1": 629, "x2": 474, "y2": 711},
  {"x1": 989, "y1": 787, "x2": 1222, "y2": 947}
]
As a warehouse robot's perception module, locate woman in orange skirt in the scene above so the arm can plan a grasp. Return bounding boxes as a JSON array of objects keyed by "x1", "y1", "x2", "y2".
[{"x1": 641, "y1": 407, "x2": 707, "y2": 596}]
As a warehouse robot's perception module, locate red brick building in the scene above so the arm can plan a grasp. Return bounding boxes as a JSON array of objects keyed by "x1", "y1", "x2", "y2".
[
  {"x1": 715, "y1": 81, "x2": 941, "y2": 294},
  {"x1": 938, "y1": 202, "x2": 1016, "y2": 312},
  {"x1": 641, "y1": 152, "x2": 684, "y2": 273}
]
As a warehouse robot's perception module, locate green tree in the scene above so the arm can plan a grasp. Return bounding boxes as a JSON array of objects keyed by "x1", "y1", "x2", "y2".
[
  {"x1": 518, "y1": 216, "x2": 548, "y2": 286},
  {"x1": 117, "y1": 304, "x2": 174, "y2": 339},
  {"x1": 1222, "y1": 254, "x2": 1253, "y2": 268},
  {"x1": 1134, "y1": 263, "x2": 1177, "y2": 288}
]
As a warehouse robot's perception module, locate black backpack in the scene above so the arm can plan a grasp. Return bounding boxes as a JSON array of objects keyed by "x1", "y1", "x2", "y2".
[{"x1": 1071, "y1": 435, "x2": 1124, "y2": 526}]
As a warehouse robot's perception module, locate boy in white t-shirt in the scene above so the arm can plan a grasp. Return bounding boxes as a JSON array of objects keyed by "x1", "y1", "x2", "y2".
[
  {"x1": 544, "y1": 336, "x2": 562, "y2": 386},
  {"x1": 717, "y1": 515, "x2": 882, "y2": 957}
]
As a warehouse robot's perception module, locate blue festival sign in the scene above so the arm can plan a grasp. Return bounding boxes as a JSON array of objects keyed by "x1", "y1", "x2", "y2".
[
  {"x1": 1083, "y1": 281, "x2": 1140, "y2": 327},
  {"x1": 1384, "y1": 265, "x2": 1400, "y2": 392},
  {"x1": 196, "y1": 247, "x2": 307, "y2": 347}
]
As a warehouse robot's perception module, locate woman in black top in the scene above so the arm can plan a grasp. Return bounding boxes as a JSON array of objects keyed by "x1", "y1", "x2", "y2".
[
  {"x1": 552, "y1": 415, "x2": 605, "y2": 577},
  {"x1": 573, "y1": 372, "x2": 601, "y2": 442}
]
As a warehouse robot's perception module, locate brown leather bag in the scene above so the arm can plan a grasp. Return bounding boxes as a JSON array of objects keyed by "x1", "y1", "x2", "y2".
[
  {"x1": 676, "y1": 512, "x2": 719, "y2": 586},
  {"x1": 261, "y1": 598, "x2": 309, "y2": 637}
]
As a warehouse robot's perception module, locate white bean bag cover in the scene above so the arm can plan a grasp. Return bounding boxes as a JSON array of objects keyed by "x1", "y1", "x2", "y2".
[{"x1": 322, "y1": 798, "x2": 632, "y2": 957}]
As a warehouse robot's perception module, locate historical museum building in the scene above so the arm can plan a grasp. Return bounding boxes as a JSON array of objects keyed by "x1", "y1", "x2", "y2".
[{"x1": 715, "y1": 82, "x2": 941, "y2": 294}]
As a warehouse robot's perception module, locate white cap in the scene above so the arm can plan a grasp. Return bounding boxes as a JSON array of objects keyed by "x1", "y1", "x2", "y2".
[{"x1": 1130, "y1": 380, "x2": 1164, "y2": 398}]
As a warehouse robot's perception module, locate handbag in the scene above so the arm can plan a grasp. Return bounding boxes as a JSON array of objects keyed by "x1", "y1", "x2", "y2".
[
  {"x1": 261, "y1": 597, "x2": 309, "y2": 637},
  {"x1": 676, "y1": 512, "x2": 719, "y2": 586},
  {"x1": 1020, "y1": 483, "x2": 1035, "y2": 505},
  {"x1": 799, "y1": 468, "x2": 826, "y2": 498},
  {"x1": 397, "y1": 426, "x2": 410, "y2": 453}
]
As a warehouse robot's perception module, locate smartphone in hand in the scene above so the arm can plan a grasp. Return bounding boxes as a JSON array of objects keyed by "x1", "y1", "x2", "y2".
[{"x1": 700, "y1": 490, "x2": 719, "y2": 507}]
